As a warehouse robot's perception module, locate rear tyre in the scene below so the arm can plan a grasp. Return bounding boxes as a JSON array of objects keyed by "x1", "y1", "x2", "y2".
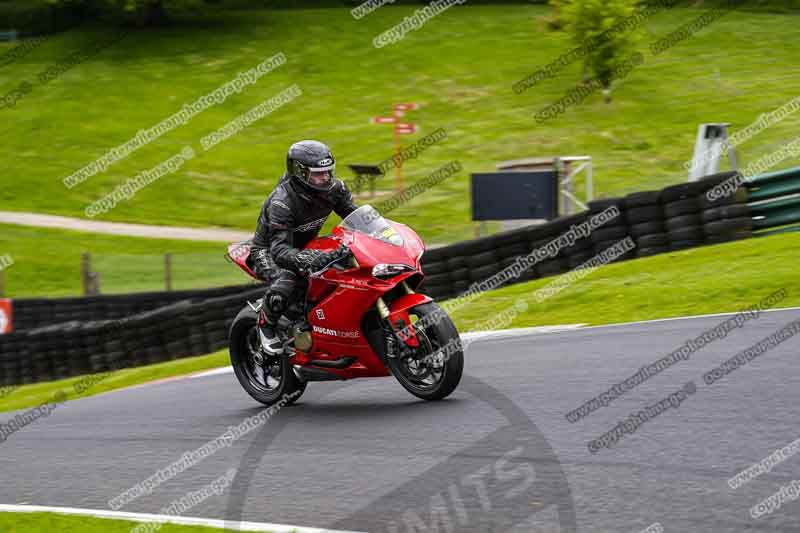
[
  {"x1": 229, "y1": 306, "x2": 306, "y2": 406},
  {"x1": 386, "y1": 302, "x2": 463, "y2": 401}
]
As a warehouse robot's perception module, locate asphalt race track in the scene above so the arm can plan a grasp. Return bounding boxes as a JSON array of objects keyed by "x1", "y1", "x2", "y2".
[{"x1": 2, "y1": 308, "x2": 799, "y2": 532}]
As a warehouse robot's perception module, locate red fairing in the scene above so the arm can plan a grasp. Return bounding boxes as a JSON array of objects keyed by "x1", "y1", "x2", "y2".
[
  {"x1": 227, "y1": 241, "x2": 258, "y2": 279},
  {"x1": 333, "y1": 221, "x2": 424, "y2": 271}
]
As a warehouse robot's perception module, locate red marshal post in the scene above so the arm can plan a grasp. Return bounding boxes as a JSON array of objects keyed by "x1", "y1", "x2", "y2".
[
  {"x1": 371, "y1": 103, "x2": 420, "y2": 192},
  {"x1": 395, "y1": 123, "x2": 418, "y2": 135},
  {"x1": 370, "y1": 116, "x2": 397, "y2": 124}
]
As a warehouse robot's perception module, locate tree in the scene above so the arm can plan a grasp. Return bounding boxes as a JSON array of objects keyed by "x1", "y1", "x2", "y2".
[
  {"x1": 47, "y1": 0, "x2": 191, "y2": 27},
  {"x1": 550, "y1": 0, "x2": 640, "y2": 102}
]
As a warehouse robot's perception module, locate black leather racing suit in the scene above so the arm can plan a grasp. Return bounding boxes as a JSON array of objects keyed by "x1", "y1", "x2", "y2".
[{"x1": 252, "y1": 173, "x2": 358, "y2": 324}]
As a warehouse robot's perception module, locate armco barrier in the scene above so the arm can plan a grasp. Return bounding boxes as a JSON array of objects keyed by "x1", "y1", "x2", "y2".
[{"x1": 746, "y1": 166, "x2": 800, "y2": 233}]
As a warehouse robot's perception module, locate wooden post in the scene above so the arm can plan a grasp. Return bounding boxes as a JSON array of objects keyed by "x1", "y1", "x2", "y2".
[
  {"x1": 165, "y1": 253, "x2": 172, "y2": 291},
  {"x1": 91, "y1": 272, "x2": 101, "y2": 295},
  {"x1": 81, "y1": 252, "x2": 91, "y2": 296}
]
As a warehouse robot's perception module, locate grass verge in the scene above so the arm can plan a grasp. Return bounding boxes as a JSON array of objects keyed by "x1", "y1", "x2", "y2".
[
  {"x1": 449, "y1": 232, "x2": 800, "y2": 331},
  {"x1": 0, "y1": 350, "x2": 228, "y2": 414},
  {"x1": 0, "y1": 512, "x2": 257, "y2": 533}
]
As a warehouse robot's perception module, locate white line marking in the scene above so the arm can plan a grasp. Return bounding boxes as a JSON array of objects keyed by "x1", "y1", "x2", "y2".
[
  {"x1": 575, "y1": 305, "x2": 800, "y2": 331},
  {"x1": 461, "y1": 324, "x2": 586, "y2": 343},
  {"x1": 190, "y1": 366, "x2": 235, "y2": 379},
  {"x1": 0, "y1": 504, "x2": 365, "y2": 533}
]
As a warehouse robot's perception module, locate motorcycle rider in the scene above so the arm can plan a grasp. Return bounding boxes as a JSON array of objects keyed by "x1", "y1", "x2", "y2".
[{"x1": 251, "y1": 140, "x2": 358, "y2": 354}]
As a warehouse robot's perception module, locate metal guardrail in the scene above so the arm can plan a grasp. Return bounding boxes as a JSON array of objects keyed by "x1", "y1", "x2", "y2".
[{"x1": 747, "y1": 166, "x2": 800, "y2": 232}]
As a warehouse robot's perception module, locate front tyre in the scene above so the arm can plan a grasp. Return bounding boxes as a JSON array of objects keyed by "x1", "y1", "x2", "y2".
[
  {"x1": 229, "y1": 306, "x2": 306, "y2": 406},
  {"x1": 386, "y1": 302, "x2": 463, "y2": 401}
]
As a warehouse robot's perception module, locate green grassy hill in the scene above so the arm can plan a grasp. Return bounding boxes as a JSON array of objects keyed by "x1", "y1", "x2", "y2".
[{"x1": 1, "y1": 4, "x2": 799, "y2": 244}]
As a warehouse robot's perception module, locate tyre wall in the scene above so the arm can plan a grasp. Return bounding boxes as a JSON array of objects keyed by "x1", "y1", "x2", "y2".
[
  {"x1": 419, "y1": 171, "x2": 753, "y2": 300},
  {"x1": 0, "y1": 287, "x2": 264, "y2": 386}
]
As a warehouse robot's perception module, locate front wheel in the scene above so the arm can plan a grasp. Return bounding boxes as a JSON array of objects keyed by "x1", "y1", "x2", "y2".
[
  {"x1": 229, "y1": 306, "x2": 306, "y2": 406},
  {"x1": 386, "y1": 302, "x2": 463, "y2": 401}
]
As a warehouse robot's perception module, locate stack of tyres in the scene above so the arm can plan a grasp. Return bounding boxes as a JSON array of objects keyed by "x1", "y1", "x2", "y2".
[
  {"x1": 0, "y1": 287, "x2": 265, "y2": 386},
  {"x1": 6, "y1": 339, "x2": 30, "y2": 385},
  {"x1": 11, "y1": 282, "x2": 263, "y2": 333},
  {"x1": 419, "y1": 249, "x2": 453, "y2": 300},
  {"x1": 526, "y1": 213, "x2": 576, "y2": 275},
  {"x1": 700, "y1": 172, "x2": 752, "y2": 244},
  {"x1": 131, "y1": 310, "x2": 164, "y2": 365},
  {"x1": 161, "y1": 305, "x2": 192, "y2": 360},
  {"x1": 73, "y1": 323, "x2": 97, "y2": 376},
  {"x1": 421, "y1": 223, "x2": 543, "y2": 299},
  {"x1": 661, "y1": 171, "x2": 745, "y2": 251},
  {"x1": 207, "y1": 287, "x2": 263, "y2": 351},
  {"x1": 102, "y1": 338, "x2": 127, "y2": 372},
  {"x1": 438, "y1": 237, "x2": 495, "y2": 291},
  {"x1": 549, "y1": 212, "x2": 592, "y2": 270},
  {"x1": 440, "y1": 238, "x2": 480, "y2": 296},
  {"x1": 0, "y1": 335, "x2": 22, "y2": 386},
  {"x1": 495, "y1": 228, "x2": 537, "y2": 285},
  {"x1": 587, "y1": 197, "x2": 633, "y2": 262},
  {"x1": 200, "y1": 308, "x2": 229, "y2": 354},
  {"x1": 119, "y1": 319, "x2": 148, "y2": 367},
  {"x1": 33, "y1": 338, "x2": 55, "y2": 383},
  {"x1": 623, "y1": 190, "x2": 667, "y2": 257},
  {"x1": 446, "y1": 255, "x2": 471, "y2": 296},
  {"x1": 661, "y1": 184, "x2": 706, "y2": 251},
  {"x1": 188, "y1": 320, "x2": 209, "y2": 356},
  {"x1": 702, "y1": 205, "x2": 753, "y2": 244},
  {"x1": 469, "y1": 226, "x2": 536, "y2": 288},
  {"x1": 53, "y1": 322, "x2": 80, "y2": 380}
]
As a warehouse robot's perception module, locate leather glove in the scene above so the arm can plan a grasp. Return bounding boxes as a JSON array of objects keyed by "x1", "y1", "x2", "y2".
[{"x1": 293, "y1": 245, "x2": 350, "y2": 274}]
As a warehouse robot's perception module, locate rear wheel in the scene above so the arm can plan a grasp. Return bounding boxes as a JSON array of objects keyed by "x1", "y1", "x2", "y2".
[
  {"x1": 386, "y1": 302, "x2": 463, "y2": 401},
  {"x1": 229, "y1": 306, "x2": 306, "y2": 406}
]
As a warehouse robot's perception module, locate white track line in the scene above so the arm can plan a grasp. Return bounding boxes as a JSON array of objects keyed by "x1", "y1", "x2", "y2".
[
  {"x1": 460, "y1": 324, "x2": 586, "y2": 342},
  {"x1": 190, "y1": 366, "x2": 236, "y2": 379},
  {"x1": 0, "y1": 504, "x2": 365, "y2": 533},
  {"x1": 574, "y1": 305, "x2": 800, "y2": 331}
]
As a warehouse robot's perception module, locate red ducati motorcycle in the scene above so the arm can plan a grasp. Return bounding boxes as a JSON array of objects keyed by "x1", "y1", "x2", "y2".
[{"x1": 226, "y1": 205, "x2": 463, "y2": 406}]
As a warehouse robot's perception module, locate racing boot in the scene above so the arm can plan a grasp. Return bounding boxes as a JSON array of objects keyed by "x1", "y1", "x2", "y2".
[{"x1": 258, "y1": 311, "x2": 284, "y2": 356}]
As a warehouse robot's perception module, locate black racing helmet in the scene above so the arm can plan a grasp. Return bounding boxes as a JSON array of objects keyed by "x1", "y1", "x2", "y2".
[{"x1": 286, "y1": 140, "x2": 336, "y2": 192}]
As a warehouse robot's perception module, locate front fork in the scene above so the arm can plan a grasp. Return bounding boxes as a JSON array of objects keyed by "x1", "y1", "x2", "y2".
[{"x1": 377, "y1": 281, "x2": 425, "y2": 358}]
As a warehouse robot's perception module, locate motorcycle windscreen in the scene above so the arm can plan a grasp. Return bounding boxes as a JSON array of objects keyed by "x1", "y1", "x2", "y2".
[{"x1": 340, "y1": 205, "x2": 404, "y2": 246}]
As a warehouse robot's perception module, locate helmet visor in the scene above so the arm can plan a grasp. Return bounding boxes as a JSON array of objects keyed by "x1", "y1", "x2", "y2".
[{"x1": 305, "y1": 162, "x2": 335, "y2": 190}]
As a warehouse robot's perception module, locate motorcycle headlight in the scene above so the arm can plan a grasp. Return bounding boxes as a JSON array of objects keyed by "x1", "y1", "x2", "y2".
[{"x1": 372, "y1": 263, "x2": 414, "y2": 278}]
